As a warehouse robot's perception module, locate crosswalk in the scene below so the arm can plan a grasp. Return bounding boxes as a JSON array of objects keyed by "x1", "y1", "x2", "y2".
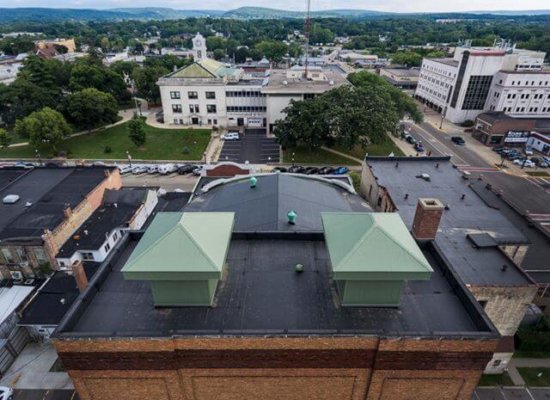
[
  {"x1": 526, "y1": 212, "x2": 550, "y2": 225},
  {"x1": 527, "y1": 176, "x2": 550, "y2": 192}
]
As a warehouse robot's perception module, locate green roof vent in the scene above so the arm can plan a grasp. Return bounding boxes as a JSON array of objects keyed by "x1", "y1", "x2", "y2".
[
  {"x1": 287, "y1": 210, "x2": 297, "y2": 225},
  {"x1": 249, "y1": 176, "x2": 258, "y2": 188},
  {"x1": 321, "y1": 212, "x2": 433, "y2": 307},
  {"x1": 122, "y1": 212, "x2": 234, "y2": 306}
]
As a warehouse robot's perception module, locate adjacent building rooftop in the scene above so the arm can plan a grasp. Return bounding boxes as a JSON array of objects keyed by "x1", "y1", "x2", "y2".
[
  {"x1": 364, "y1": 157, "x2": 533, "y2": 287},
  {"x1": 0, "y1": 167, "x2": 115, "y2": 242}
]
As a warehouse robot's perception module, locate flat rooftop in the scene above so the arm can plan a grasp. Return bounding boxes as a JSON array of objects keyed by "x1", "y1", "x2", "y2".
[
  {"x1": 262, "y1": 69, "x2": 348, "y2": 94},
  {"x1": 429, "y1": 58, "x2": 459, "y2": 68},
  {"x1": 381, "y1": 68, "x2": 420, "y2": 77},
  {"x1": 0, "y1": 167, "x2": 114, "y2": 241},
  {"x1": 56, "y1": 233, "x2": 496, "y2": 338},
  {"x1": 57, "y1": 188, "x2": 149, "y2": 257},
  {"x1": 365, "y1": 157, "x2": 533, "y2": 287}
]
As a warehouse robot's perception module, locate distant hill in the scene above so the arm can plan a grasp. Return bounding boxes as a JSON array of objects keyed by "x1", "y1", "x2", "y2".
[
  {"x1": 0, "y1": 6, "x2": 548, "y2": 23},
  {"x1": 221, "y1": 7, "x2": 392, "y2": 19}
]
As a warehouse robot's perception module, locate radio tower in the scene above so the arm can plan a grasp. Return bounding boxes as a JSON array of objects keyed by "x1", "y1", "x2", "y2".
[{"x1": 304, "y1": 0, "x2": 311, "y2": 79}]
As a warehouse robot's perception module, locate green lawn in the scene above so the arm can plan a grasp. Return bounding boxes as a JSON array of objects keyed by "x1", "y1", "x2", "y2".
[
  {"x1": 514, "y1": 351, "x2": 550, "y2": 358},
  {"x1": 282, "y1": 147, "x2": 360, "y2": 165},
  {"x1": 333, "y1": 141, "x2": 404, "y2": 159},
  {"x1": 517, "y1": 368, "x2": 550, "y2": 386},
  {"x1": 0, "y1": 122, "x2": 211, "y2": 161},
  {"x1": 478, "y1": 372, "x2": 515, "y2": 387},
  {"x1": 526, "y1": 171, "x2": 550, "y2": 177}
]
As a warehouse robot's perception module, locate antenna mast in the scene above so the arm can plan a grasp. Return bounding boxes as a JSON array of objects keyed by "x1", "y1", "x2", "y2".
[{"x1": 304, "y1": 0, "x2": 311, "y2": 78}]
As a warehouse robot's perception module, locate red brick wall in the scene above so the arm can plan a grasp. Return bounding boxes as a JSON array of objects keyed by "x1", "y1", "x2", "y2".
[{"x1": 411, "y1": 199, "x2": 444, "y2": 241}]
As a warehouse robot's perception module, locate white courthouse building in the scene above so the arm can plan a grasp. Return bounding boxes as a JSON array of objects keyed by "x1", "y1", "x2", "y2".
[
  {"x1": 415, "y1": 41, "x2": 550, "y2": 123},
  {"x1": 157, "y1": 33, "x2": 347, "y2": 133}
]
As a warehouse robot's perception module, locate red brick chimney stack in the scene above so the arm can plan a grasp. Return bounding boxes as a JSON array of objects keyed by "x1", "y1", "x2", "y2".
[
  {"x1": 411, "y1": 198, "x2": 444, "y2": 241},
  {"x1": 71, "y1": 260, "x2": 88, "y2": 293}
]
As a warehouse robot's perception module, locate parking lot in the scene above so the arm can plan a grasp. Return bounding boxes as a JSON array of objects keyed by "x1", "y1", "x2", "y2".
[
  {"x1": 219, "y1": 129, "x2": 280, "y2": 164},
  {"x1": 473, "y1": 387, "x2": 550, "y2": 399},
  {"x1": 122, "y1": 170, "x2": 199, "y2": 192}
]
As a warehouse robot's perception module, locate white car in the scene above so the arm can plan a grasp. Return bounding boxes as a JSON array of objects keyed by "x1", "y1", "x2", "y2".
[
  {"x1": 117, "y1": 165, "x2": 133, "y2": 174},
  {"x1": 524, "y1": 147, "x2": 534, "y2": 156},
  {"x1": 193, "y1": 165, "x2": 204, "y2": 176},
  {"x1": 158, "y1": 163, "x2": 177, "y2": 175},
  {"x1": 0, "y1": 386, "x2": 13, "y2": 400},
  {"x1": 132, "y1": 165, "x2": 148, "y2": 174},
  {"x1": 513, "y1": 159, "x2": 535, "y2": 168},
  {"x1": 222, "y1": 132, "x2": 240, "y2": 141},
  {"x1": 147, "y1": 165, "x2": 159, "y2": 174}
]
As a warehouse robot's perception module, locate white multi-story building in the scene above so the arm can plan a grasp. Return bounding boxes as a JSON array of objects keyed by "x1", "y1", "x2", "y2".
[
  {"x1": 157, "y1": 33, "x2": 348, "y2": 133},
  {"x1": 415, "y1": 41, "x2": 550, "y2": 123}
]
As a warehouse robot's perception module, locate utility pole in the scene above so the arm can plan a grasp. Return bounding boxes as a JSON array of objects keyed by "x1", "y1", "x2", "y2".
[
  {"x1": 304, "y1": 0, "x2": 311, "y2": 79},
  {"x1": 439, "y1": 106, "x2": 447, "y2": 130}
]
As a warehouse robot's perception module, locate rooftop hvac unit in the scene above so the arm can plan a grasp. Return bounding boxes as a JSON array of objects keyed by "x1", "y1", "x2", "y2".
[{"x1": 10, "y1": 271, "x2": 23, "y2": 281}]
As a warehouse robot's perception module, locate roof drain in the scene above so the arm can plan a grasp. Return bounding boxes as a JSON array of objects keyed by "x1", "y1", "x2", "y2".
[
  {"x1": 287, "y1": 210, "x2": 297, "y2": 225},
  {"x1": 249, "y1": 176, "x2": 258, "y2": 188}
]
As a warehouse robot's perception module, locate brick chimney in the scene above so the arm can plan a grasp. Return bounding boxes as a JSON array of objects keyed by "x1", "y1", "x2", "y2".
[
  {"x1": 71, "y1": 260, "x2": 88, "y2": 293},
  {"x1": 411, "y1": 198, "x2": 444, "y2": 241}
]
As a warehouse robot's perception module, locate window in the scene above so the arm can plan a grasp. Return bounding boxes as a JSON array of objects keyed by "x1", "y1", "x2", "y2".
[
  {"x1": 207, "y1": 104, "x2": 217, "y2": 113},
  {"x1": 189, "y1": 104, "x2": 199, "y2": 113},
  {"x1": 113, "y1": 232, "x2": 118, "y2": 241},
  {"x1": 461, "y1": 75, "x2": 493, "y2": 110},
  {"x1": 205, "y1": 91, "x2": 216, "y2": 99},
  {"x1": 1, "y1": 248, "x2": 15, "y2": 263},
  {"x1": 172, "y1": 104, "x2": 182, "y2": 113},
  {"x1": 170, "y1": 91, "x2": 180, "y2": 99},
  {"x1": 16, "y1": 248, "x2": 28, "y2": 262},
  {"x1": 188, "y1": 91, "x2": 198, "y2": 99},
  {"x1": 479, "y1": 300, "x2": 488, "y2": 309},
  {"x1": 104, "y1": 243, "x2": 111, "y2": 253},
  {"x1": 34, "y1": 247, "x2": 47, "y2": 263},
  {"x1": 82, "y1": 252, "x2": 94, "y2": 261}
]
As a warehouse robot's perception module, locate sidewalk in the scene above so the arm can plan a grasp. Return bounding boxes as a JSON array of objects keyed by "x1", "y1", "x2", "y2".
[
  {"x1": 0, "y1": 342, "x2": 73, "y2": 390},
  {"x1": 506, "y1": 358, "x2": 550, "y2": 386},
  {"x1": 8, "y1": 109, "x2": 135, "y2": 148}
]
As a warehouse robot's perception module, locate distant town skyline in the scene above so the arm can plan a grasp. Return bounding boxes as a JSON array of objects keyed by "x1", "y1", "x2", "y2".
[{"x1": 1, "y1": 0, "x2": 550, "y2": 13}]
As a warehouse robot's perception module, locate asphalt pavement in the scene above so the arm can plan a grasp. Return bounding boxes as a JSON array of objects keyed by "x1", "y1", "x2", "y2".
[
  {"x1": 219, "y1": 129, "x2": 280, "y2": 164},
  {"x1": 13, "y1": 390, "x2": 78, "y2": 400}
]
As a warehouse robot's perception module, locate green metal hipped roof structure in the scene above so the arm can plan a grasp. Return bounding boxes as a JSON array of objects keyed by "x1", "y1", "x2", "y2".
[
  {"x1": 322, "y1": 212, "x2": 433, "y2": 281},
  {"x1": 122, "y1": 212, "x2": 235, "y2": 281}
]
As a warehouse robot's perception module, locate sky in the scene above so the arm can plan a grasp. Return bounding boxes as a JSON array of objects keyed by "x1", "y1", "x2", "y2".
[{"x1": 1, "y1": 0, "x2": 549, "y2": 12}]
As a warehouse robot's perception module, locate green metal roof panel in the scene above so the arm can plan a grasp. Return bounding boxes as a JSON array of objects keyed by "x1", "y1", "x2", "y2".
[
  {"x1": 321, "y1": 213, "x2": 433, "y2": 280},
  {"x1": 171, "y1": 63, "x2": 217, "y2": 79},
  {"x1": 122, "y1": 212, "x2": 235, "y2": 277}
]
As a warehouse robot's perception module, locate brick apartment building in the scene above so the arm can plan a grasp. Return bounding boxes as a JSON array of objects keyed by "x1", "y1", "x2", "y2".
[
  {"x1": 0, "y1": 167, "x2": 121, "y2": 279},
  {"x1": 360, "y1": 156, "x2": 537, "y2": 373},
  {"x1": 55, "y1": 174, "x2": 498, "y2": 400}
]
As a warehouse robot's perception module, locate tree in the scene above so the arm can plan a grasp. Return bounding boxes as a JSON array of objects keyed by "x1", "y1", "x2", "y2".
[
  {"x1": 128, "y1": 114, "x2": 146, "y2": 147},
  {"x1": 348, "y1": 71, "x2": 423, "y2": 124},
  {"x1": 69, "y1": 61, "x2": 130, "y2": 103},
  {"x1": 0, "y1": 129, "x2": 12, "y2": 149},
  {"x1": 65, "y1": 88, "x2": 119, "y2": 131},
  {"x1": 255, "y1": 41, "x2": 288, "y2": 63},
  {"x1": 213, "y1": 49, "x2": 226, "y2": 60},
  {"x1": 132, "y1": 65, "x2": 169, "y2": 104},
  {"x1": 391, "y1": 51, "x2": 423, "y2": 67},
  {"x1": 14, "y1": 107, "x2": 71, "y2": 152}
]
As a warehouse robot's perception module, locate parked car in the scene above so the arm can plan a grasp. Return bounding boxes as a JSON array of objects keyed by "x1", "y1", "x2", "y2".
[
  {"x1": 333, "y1": 167, "x2": 349, "y2": 175},
  {"x1": 414, "y1": 142, "x2": 425, "y2": 152},
  {"x1": 524, "y1": 147, "x2": 534, "y2": 156},
  {"x1": 118, "y1": 165, "x2": 133, "y2": 174},
  {"x1": 287, "y1": 165, "x2": 305, "y2": 173},
  {"x1": 318, "y1": 166, "x2": 335, "y2": 175},
  {"x1": 305, "y1": 167, "x2": 319, "y2": 175},
  {"x1": 158, "y1": 163, "x2": 177, "y2": 175},
  {"x1": 193, "y1": 165, "x2": 204, "y2": 175},
  {"x1": 0, "y1": 386, "x2": 13, "y2": 400},
  {"x1": 132, "y1": 165, "x2": 148, "y2": 174},
  {"x1": 513, "y1": 159, "x2": 535, "y2": 168},
  {"x1": 451, "y1": 136, "x2": 465, "y2": 145},
  {"x1": 221, "y1": 132, "x2": 240, "y2": 141},
  {"x1": 177, "y1": 164, "x2": 197, "y2": 174},
  {"x1": 272, "y1": 166, "x2": 287, "y2": 173},
  {"x1": 147, "y1": 164, "x2": 159, "y2": 174},
  {"x1": 507, "y1": 152, "x2": 522, "y2": 161},
  {"x1": 405, "y1": 134, "x2": 417, "y2": 144}
]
